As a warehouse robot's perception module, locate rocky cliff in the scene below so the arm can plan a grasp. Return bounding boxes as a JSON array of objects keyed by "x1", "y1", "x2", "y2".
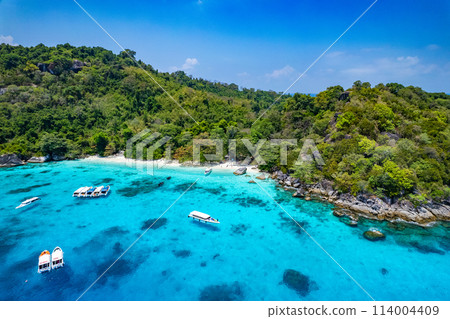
[{"x1": 271, "y1": 170, "x2": 450, "y2": 225}]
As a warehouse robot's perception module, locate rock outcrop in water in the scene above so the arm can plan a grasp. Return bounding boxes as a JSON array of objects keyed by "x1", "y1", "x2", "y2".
[
  {"x1": 270, "y1": 169, "x2": 450, "y2": 225},
  {"x1": 233, "y1": 167, "x2": 247, "y2": 175},
  {"x1": 363, "y1": 229, "x2": 386, "y2": 241},
  {"x1": 28, "y1": 155, "x2": 51, "y2": 163},
  {"x1": 0, "y1": 154, "x2": 25, "y2": 167}
]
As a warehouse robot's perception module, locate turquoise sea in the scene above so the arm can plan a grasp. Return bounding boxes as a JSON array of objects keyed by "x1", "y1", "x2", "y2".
[{"x1": 0, "y1": 160, "x2": 449, "y2": 301}]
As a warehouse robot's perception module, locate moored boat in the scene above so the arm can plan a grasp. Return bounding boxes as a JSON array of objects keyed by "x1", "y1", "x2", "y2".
[
  {"x1": 15, "y1": 197, "x2": 40, "y2": 209},
  {"x1": 38, "y1": 250, "x2": 51, "y2": 273},
  {"x1": 73, "y1": 186, "x2": 87, "y2": 197},
  {"x1": 79, "y1": 186, "x2": 92, "y2": 197},
  {"x1": 205, "y1": 168, "x2": 212, "y2": 176},
  {"x1": 100, "y1": 185, "x2": 110, "y2": 196},
  {"x1": 86, "y1": 187, "x2": 95, "y2": 197},
  {"x1": 188, "y1": 211, "x2": 220, "y2": 224},
  {"x1": 51, "y1": 247, "x2": 64, "y2": 270},
  {"x1": 92, "y1": 186, "x2": 103, "y2": 197}
]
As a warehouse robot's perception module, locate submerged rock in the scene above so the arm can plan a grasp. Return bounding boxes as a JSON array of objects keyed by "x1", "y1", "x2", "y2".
[
  {"x1": 381, "y1": 268, "x2": 389, "y2": 275},
  {"x1": 199, "y1": 282, "x2": 243, "y2": 301},
  {"x1": 410, "y1": 241, "x2": 445, "y2": 255},
  {"x1": 282, "y1": 269, "x2": 316, "y2": 296},
  {"x1": 363, "y1": 229, "x2": 386, "y2": 241},
  {"x1": 248, "y1": 180, "x2": 256, "y2": 184},
  {"x1": 233, "y1": 196, "x2": 265, "y2": 207},
  {"x1": 231, "y1": 223, "x2": 249, "y2": 235},
  {"x1": 339, "y1": 216, "x2": 358, "y2": 227},
  {"x1": 332, "y1": 210, "x2": 345, "y2": 217},
  {"x1": 141, "y1": 218, "x2": 167, "y2": 230},
  {"x1": 173, "y1": 250, "x2": 191, "y2": 258}
]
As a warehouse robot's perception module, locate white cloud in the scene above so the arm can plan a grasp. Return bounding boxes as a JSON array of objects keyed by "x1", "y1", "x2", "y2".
[
  {"x1": 169, "y1": 57, "x2": 199, "y2": 73},
  {"x1": 266, "y1": 65, "x2": 294, "y2": 78},
  {"x1": 0, "y1": 35, "x2": 17, "y2": 46},
  {"x1": 343, "y1": 56, "x2": 436, "y2": 78},
  {"x1": 182, "y1": 57, "x2": 199, "y2": 70},
  {"x1": 396, "y1": 56, "x2": 419, "y2": 66},
  {"x1": 426, "y1": 44, "x2": 440, "y2": 51},
  {"x1": 326, "y1": 51, "x2": 345, "y2": 58}
]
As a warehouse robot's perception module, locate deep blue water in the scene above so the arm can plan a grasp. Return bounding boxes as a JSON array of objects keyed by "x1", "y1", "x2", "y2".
[{"x1": 0, "y1": 160, "x2": 449, "y2": 301}]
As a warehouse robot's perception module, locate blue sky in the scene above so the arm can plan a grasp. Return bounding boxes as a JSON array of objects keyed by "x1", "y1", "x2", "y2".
[{"x1": 1, "y1": 0, "x2": 449, "y2": 93}]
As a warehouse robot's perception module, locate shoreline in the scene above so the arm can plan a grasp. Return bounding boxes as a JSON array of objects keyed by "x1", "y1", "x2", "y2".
[
  {"x1": 85, "y1": 155, "x2": 450, "y2": 227},
  {"x1": 81, "y1": 154, "x2": 260, "y2": 172},
  {"x1": 3, "y1": 152, "x2": 449, "y2": 227},
  {"x1": 270, "y1": 170, "x2": 450, "y2": 227}
]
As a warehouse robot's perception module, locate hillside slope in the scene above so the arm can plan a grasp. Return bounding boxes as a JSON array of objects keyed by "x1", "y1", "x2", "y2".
[{"x1": 0, "y1": 43, "x2": 449, "y2": 205}]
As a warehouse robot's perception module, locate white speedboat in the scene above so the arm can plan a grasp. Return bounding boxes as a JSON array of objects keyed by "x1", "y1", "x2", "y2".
[
  {"x1": 38, "y1": 250, "x2": 51, "y2": 273},
  {"x1": 15, "y1": 197, "x2": 40, "y2": 209},
  {"x1": 188, "y1": 211, "x2": 220, "y2": 224},
  {"x1": 205, "y1": 168, "x2": 212, "y2": 176},
  {"x1": 51, "y1": 247, "x2": 64, "y2": 270}
]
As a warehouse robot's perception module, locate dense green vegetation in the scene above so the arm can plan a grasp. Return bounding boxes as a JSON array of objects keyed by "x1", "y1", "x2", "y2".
[{"x1": 1, "y1": 43, "x2": 449, "y2": 203}]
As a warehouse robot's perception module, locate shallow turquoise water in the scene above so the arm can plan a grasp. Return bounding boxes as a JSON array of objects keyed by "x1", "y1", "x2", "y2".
[{"x1": 0, "y1": 160, "x2": 449, "y2": 301}]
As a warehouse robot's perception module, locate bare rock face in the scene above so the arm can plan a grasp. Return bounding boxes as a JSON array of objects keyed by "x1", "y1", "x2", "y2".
[
  {"x1": 424, "y1": 204, "x2": 450, "y2": 221},
  {"x1": 293, "y1": 188, "x2": 306, "y2": 198},
  {"x1": 37, "y1": 60, "x2": 86, "y2": 75},
  {"x1": 233, "y1": 167, "x2": 247, "y2": 175},
  {"x1": 255, "y1": 174, "x2": 266, "y2": 180},
  {"x1": 28, "y1": 155, "x2": 51, "y2": 163},
  {"x1": 52, "y1": 155, "x2": 66, "y2": 161},
  {"x1": 0, "y1": 154, "x2": 25, "y2": 167},
  {"x1": 270, "y1": 168, "x2": 450, "y2": 225},
  {"x1": 70, "y1": 60, "x2": 86, "y2": 72},
  {"x1": 338, "y1": 91, "x2": 350, "y2": 101}
]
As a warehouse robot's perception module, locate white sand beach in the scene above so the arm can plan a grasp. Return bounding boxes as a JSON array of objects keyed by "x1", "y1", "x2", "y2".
[{"x1": 81, "y1": 154, "x2": 261, "y2": 173}]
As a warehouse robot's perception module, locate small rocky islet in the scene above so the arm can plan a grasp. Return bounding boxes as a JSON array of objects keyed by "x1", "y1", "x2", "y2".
[{"x1": 363, "y1": 229, "x2": 386, "y2": 241}]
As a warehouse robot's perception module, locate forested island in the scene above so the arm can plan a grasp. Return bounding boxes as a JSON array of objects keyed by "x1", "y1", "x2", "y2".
[{"x1": 0, "y1": 43, "x2": 449, "y2": 223}]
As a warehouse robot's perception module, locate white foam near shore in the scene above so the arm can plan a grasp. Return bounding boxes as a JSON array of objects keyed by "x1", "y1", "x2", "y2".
[{"x1": 81, "y1": 154, "x2": 259, "y2": 172}]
